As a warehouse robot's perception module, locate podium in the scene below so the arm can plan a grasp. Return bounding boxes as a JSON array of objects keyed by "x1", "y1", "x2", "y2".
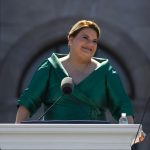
[{"x1": 0, "y1": 123, "x2": 139, "y2": 150}]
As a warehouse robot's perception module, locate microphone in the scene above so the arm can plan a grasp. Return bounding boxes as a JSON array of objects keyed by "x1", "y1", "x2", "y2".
[
  {"x1": 131, "y1": 96, "x2": 150, "y2": 147},
  {"x1": 61, "y1": 76, "x2": 74, "y2": 94},
  {"x1": 38, "y1": 77, "x2": 74, "y2": 120}
]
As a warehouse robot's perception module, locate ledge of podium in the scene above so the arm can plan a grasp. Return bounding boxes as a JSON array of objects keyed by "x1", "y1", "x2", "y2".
[
  {"x1": 21, "y1": 120, "x2": 110, "y2": 124},
  {"x1": 0, "y1": 121, "x2": 139, "y2": 150}
]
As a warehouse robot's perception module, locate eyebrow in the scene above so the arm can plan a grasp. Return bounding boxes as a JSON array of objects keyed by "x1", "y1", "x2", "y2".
[{"x1": 81, "y1": 33, "x2": 98, "y2": 41}]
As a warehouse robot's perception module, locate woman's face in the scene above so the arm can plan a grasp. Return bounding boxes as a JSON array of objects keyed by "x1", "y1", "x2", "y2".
[{"x1": 68, "y1": 28, "x2": 98, "y2": 61}]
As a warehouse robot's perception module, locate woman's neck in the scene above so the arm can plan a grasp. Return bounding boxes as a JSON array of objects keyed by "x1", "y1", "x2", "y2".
[
  {"x1": 60, "y1": 53, "x2": 98, "y2": 84},
  {"x1": 66, "y1": 54, "x2": 92, "y2": 72}
]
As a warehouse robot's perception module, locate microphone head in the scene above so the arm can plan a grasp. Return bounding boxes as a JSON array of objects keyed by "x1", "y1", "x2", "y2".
[{"x1": 61, "y1": 77, "x2": 74, "y2": 94}]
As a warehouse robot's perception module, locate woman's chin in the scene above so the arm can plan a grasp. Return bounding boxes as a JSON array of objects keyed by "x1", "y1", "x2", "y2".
[{"x1": 81, "y1": 49, "x2": 93, "y2": 57}]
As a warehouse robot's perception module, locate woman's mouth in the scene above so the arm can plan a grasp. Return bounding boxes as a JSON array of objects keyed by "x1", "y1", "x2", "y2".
[{"x1": 81, "y1": 47, "x2": 93, "y2": 54}]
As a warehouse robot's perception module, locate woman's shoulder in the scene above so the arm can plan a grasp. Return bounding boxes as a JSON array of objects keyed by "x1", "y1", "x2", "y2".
[
  {"x1": 36, "y1": 58, "x2": 52, "y2": 71},
  {"x1": 92, "y1": 56, "x2": 110, "y2": 69},
  {"x1": 47, "y1": 53, "x2": 67, "y2": 63}
]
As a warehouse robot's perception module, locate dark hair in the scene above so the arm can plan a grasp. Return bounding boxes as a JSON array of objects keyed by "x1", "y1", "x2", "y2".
[{"x1": 68, "y1": 20, "x2": 100, "y2": 38}]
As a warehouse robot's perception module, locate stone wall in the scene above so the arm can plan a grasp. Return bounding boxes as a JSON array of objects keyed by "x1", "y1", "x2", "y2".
[{"x1": 0, "y1": 0, "x2": 150, "y2": 149}]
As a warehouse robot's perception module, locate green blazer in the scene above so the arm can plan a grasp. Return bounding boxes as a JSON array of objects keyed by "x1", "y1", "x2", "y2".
[{"x1": 18, "y1": 53, "x2": 133, "y2": 121}]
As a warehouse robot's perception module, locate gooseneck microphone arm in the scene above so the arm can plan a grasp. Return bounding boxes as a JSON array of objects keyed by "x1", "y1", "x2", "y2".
[
  {"x1": 38, "y1": 77, "x2": 74, "y2": 120},
  {"x1": 38, "y1": 95, "x2": 64, "y2": 120}
]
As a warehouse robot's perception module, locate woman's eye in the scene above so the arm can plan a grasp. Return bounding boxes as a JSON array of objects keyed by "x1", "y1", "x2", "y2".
[
  {"x1": 82, "y1": 36, "x2": 88, "y2": 39},
  {"x1": 93, "y1": 40, "x2": 97, "y2": 44}
]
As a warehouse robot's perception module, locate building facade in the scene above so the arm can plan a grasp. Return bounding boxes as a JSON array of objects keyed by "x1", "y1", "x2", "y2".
[{"x1": 0, "y1": 0, "x2": 150, "y2": 149}]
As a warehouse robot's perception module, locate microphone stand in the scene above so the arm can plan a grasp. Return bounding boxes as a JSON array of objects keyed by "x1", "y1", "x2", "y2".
[
  {"x1": 38, "y1": 94, "x2": 64, "y2": 120},
  {"x1": 132, "y1": 96, "x2": 150, "y2": 146}
]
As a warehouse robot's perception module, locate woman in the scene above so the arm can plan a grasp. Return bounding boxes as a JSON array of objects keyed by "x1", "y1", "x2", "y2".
[{"x1": 15, "y1": 20, "x2": 134, "y2": 124}]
